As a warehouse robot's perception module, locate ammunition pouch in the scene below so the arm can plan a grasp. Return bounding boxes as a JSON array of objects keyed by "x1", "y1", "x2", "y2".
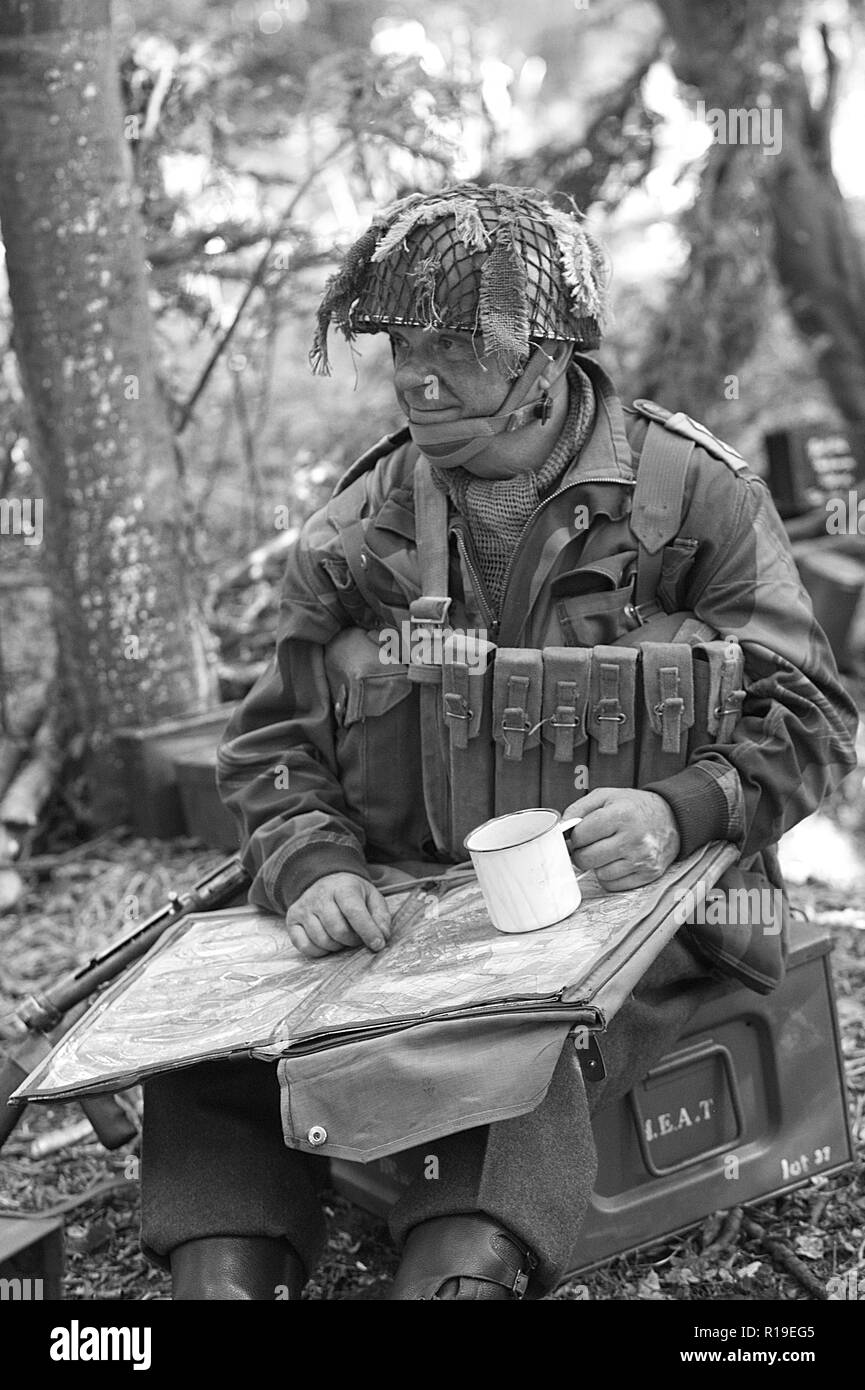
[
  {"x1": 322, "y1": 622, "x2": 746, "y2": 844},
  {"x1": 492, "y1": 649, "x2": 544, "y2": 814},
  {"x1": 324, "y1": 627, "x2": 432, "y2": 864}
]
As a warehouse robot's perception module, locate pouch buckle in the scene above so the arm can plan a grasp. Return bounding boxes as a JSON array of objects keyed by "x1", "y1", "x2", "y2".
[
  {"x1": 409, "y1": 596, "x2": 452, "y2": 627},
  {"x1": 624, "y1": 599, "x2": 661, "y2": 629},
  {"x1": 595, "y1": 700, "x2": 626, "y2": 723},
  {"x1": 443, "y1": 692, "x2": 472, "y2": 722},
  {"x1": 502, "y1": 706, "x2": 531, "y2": 759}
]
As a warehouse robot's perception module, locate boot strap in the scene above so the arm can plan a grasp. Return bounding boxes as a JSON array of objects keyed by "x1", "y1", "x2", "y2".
[{"x1": 394, "y1": 1215, "x2": 536, "y2": 1300}]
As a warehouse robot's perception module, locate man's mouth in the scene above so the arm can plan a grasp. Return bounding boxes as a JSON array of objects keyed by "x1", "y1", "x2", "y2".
[{"x1": 405, "y1": 397, "x2": 462, "y2": 418}]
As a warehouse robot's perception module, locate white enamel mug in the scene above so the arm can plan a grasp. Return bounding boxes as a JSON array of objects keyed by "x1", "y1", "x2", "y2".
[{"x1": 463, "y1": 807, "x2": 583, "y2": 934}]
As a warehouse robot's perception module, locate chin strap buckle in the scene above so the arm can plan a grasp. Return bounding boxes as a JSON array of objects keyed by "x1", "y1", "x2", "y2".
[{"x1": 535, "y1": 391, "x2": 553, "y2": 425}]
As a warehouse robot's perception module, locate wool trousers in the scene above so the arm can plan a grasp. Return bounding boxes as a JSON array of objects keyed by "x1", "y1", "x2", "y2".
[{"x1": 140, "y1": 931, "x2": 731, "y2": 1295}]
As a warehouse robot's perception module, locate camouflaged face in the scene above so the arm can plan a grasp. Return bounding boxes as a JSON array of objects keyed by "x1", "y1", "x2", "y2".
[{"x1": 309, "y1": 183, "x2": 610, "y2": 380}]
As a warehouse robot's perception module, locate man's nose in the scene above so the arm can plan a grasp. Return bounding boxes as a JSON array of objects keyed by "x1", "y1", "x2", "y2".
[{"x1": 392, "y1": 344, "x2": 434, "y2": 392}]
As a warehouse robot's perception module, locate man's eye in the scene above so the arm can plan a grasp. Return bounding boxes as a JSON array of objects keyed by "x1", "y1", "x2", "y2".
[{"x1": 438, "y1": 337, "x2": 456, "y2": 352}]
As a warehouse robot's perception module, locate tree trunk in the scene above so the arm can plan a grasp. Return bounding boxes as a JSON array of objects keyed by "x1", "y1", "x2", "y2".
[
  {"x1": 0, "y1": 0, "x2": 219, "y2": 823},
  {"x1": 766, "y1": 26, "x2": 865, "y2": 427},
  {"x1": 656, "y1": 0, "x2": 865, "y2": 429}
]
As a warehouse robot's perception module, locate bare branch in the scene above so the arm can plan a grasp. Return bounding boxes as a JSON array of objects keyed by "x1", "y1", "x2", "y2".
[
  {"x1": 147, "y1": 223, "x2": 273, "y2": 267},
  {"x1": 174, "y1": 135, "x2": 354, "y2": 437},
  {"x1": 814, "y1": 22, "x2": 840, "y2": 167}
]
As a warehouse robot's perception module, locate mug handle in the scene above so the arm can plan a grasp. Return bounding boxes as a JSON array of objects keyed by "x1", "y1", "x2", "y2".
[
  {"x1": 559, "y1": 815, "x2": 587, "y2": 884},
  {"x1": 558, "y1": 815, "x2": 582, "y2": 836}
]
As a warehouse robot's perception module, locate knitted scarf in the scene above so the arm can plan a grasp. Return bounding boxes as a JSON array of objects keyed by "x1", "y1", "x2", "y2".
[{"x1": 431, "y1": 364, "x2": 596, "y2": 618}]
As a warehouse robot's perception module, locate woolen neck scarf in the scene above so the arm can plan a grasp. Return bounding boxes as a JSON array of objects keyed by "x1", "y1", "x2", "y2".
[{"x1": 431, "y1": 363, "x2": 596, "y2": 618}]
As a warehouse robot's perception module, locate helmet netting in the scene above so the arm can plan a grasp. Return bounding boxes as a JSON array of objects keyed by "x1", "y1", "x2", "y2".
[{"x1": 309, "y1": 183, "x2": 609, "y2": 379}]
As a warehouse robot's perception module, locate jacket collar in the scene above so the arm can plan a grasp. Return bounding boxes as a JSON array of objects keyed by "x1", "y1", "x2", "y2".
[{"x1": 562, "y1": 354, "x2": 636, "y2": 486}]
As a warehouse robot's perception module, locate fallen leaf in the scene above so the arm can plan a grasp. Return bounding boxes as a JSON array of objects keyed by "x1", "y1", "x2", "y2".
[
  {"x1": 637, "y1": 1269, "x2": 666, "y2": 1300},
  {"x1": 668, "y1": 1265, "x2": 702, "y2": 1286},
  {"x1": 794, "y1": 1234, "x2": 824, "y2": 1260}
]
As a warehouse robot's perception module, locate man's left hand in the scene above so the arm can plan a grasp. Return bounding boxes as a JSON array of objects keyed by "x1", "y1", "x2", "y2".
[{"x1": 563, "y1": 788, "x2": 681, "y2": 891}]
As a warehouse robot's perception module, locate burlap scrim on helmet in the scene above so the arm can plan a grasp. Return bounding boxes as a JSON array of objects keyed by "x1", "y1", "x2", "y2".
[{"x1": 309, "y1": 184, "x2": 609, "y2": 378}]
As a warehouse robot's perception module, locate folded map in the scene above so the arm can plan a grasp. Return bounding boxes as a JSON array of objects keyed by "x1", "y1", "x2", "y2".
[{"x1": 15, "y1": 842, "x2": 738, "y2": 1102}]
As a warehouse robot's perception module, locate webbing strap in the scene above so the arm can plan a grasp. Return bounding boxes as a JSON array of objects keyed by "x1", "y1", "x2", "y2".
[
  {"x1": 630, "y1": 421, "x2": 694, "y2": 611},
  {"x1": 714, "y1": 640, "x2": 746, "y2": 742},
  {"x1": 412, "y1": 458, "x2": 450, "y2": 604},
  {"x1": 411, "y1": 457, "x2": 455, "y2": 854},
  {"x1": 540, "y1": 647, "x2": 590, "y2": 812},
  {"x1": 641, "y1": 643, "x2": 695, "y2": 756},
  {"x1": 596, "y1": 662, "x2": 624, "y2": 756},
  {"x1": 587, "y1": 647, "x2": 637, "y2": 782}
]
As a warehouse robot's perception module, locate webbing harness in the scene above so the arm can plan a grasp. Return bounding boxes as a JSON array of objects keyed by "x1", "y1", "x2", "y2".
[{"x1": 401, "y1": 408, "x2": 745, "y2": 855}]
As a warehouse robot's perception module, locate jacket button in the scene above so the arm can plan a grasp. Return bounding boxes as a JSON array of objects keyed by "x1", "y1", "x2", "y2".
[{"x1": 307, "y1": 1125, "x2": 327, "y2": 1146}]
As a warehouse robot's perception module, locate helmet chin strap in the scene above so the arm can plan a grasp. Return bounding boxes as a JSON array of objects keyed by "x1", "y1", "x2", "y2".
[{"x1": 402, "y1": 343, "x2": 574, "y2": 469}]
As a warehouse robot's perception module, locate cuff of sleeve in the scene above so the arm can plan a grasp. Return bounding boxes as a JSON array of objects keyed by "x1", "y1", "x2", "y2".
[
  {"x1": 644, "y1": 764, "x2": 731, "y2": 857},
  {"x1": 255, "y1": 841, "x2": 371, "y2": 917}
]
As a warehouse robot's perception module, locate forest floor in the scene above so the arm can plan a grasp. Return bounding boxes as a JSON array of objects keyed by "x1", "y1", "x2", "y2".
[{"x1": 2, "y1": 756, "x2": 865, "y2": 1301}]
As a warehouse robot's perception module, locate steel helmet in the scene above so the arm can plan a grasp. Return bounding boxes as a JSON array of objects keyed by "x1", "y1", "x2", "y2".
[{"x1": 310, "y1": 182, "x2": 609, "y2": 378}]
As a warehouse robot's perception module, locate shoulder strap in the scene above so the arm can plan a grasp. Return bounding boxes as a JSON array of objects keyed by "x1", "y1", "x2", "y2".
[
  {"x1": 411, "y1": 457, "x2": 451, "y2": 623},
  {"x1": 630, "y1": 399, "x2": 748, "y2": 474},
  {"x1": 629, "y1": 419, "x2": 695, "y2": 613},
  {"x1": 410, "y1": 458, "x2": 455, "y2": 855}
]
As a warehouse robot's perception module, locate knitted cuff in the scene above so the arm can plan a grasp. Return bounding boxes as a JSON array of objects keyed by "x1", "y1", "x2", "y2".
[
  {"x1": 252, "y1": 841, "x2": 372, "y2": 918},
  {"x1": 644, "y1": 764, "x2": 732, "y2": 857}
]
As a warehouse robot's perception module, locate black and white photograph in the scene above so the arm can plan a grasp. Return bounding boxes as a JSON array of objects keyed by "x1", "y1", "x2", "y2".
[{"x1": 0, "y1": 0, "x2": 864, "y2": 1353}]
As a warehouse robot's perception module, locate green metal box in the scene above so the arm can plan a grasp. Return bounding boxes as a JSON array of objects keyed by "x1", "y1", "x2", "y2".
[{"x1": 329, "y1": 919, "x2": 853, "y2": 1279}]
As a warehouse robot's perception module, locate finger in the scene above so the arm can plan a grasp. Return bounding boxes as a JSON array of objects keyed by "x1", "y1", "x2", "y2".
[
  {"x1": 314, "y1": 899, "x2": 364, "y2": 949},
  {"x1": 285, "y1": 921, "x2": 331, "y2": 959},
  {"x1": 298, "y1": 912, "x2": 343, "y2": 954},
  {"x1": 334, "y1": 883, "x2": 388, "y2": 952},
  {"x1": 594, "y1": 861, "x2": 656, "y2": 890},
  {"x1": 362, "y1": 881, "x2": 394, "y2": 937},
  {"x1": 563, "y1": 789, "x2": 616, "y2": 820},
  {"x1": 570, "y1": 835, "x2": 626, "y2": 872},
  {"x1": 567, "y1": 806, "x2": 623, "y2": 849}
]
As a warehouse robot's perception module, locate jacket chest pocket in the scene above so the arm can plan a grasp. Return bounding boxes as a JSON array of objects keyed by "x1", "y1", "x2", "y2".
[
  {"x1": 325, "y1": 629, "x2": 427, "y2": 859},
  {"x1": 552, "y1": 551, "x2": 638, "y2": 647}
]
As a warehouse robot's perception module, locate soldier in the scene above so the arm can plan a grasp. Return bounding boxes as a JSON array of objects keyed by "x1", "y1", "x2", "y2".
[{"x1": 141, "y1": 183, "x2": 858, "y2": 1300}]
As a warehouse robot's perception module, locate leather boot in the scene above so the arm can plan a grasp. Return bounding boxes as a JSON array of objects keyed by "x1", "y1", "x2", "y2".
[
  {"x1": 389, "y1": 1215, "x2": 536, "y2": 1300},
  {"x1": 170, "y1": 1236, "x2": 306, "y2": 1300}
]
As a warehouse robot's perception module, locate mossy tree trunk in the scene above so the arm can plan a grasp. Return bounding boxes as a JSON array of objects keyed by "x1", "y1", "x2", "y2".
[{"x1": 0, "y1": 0, "x2": 219, "y2": 823}]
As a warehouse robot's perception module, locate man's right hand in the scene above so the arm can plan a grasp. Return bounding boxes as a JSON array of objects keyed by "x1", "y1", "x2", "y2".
[{"x1": 285, "y1": 872, "x2": 392, "y2": 959}]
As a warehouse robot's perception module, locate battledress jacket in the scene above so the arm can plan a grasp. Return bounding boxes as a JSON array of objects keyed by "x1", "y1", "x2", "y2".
[{"x1": 216, "y1": 357, "x2": 858, "y2": 927}]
